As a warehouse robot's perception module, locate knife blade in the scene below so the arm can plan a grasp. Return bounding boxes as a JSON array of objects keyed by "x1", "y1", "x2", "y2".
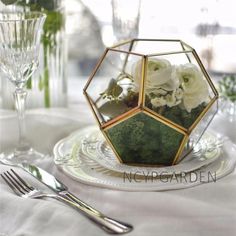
[
  {"x1": 21, "y1": 163, "x2": 68, "y2": 191},
  {"x1": 19, "y1": 163, "x2": 133, "y2": 234},
  {"x1": 20, "y1": 163, "x2": 103, "y2": 212}
]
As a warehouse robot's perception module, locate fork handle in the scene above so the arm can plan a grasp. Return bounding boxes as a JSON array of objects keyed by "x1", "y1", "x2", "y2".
[{"x1": 53, "y1": 194, "x2": 133, "y2": 234}]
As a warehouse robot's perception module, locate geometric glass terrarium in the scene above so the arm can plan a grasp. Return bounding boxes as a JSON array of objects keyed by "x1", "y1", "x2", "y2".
[{"x1": 83, "y1": 39, "x2": 218, "y2": 166}]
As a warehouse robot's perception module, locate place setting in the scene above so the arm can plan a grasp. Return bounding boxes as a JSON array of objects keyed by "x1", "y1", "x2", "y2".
[{"x1": 0, "y1": 2, "x2": 236, "y2": 236}]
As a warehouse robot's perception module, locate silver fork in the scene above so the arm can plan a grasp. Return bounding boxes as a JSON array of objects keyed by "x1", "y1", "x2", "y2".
[{"x1": 1, "y1": 169, "x2": 133, "y2": 234}]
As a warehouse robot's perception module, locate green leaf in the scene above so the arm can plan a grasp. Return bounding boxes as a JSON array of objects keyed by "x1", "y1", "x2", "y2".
[
  {"x1": 106, "y1": 78, "x2": 123, "y2": 98},
  {"x1": 43, "y1": 11, "x2": 64, "y2": 35},
  {"x1": 99, "y1": 101, "x2": 128, "y2": 118}
]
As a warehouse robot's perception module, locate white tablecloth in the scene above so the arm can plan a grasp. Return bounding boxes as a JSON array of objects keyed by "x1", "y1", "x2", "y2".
[{"x1": 0, "y1": 82, "x2": 236, "y2": 236}]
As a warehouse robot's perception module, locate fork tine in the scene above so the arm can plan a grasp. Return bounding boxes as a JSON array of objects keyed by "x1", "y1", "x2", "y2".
[
  {"x1": 6, "y1": 170, "x2": 28, "y2": 192},
  {"x1": 1, "y1": 172, "x2": 24, "y2": 195},
  {"x1": 10, "y1": 169, "x2": 33, "y2": 191},
  {"x1": 6, "y1": 170, "x2": 32, "y2": 194}
]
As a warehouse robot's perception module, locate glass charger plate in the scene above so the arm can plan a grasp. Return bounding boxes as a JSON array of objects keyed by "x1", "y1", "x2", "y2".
[
  {"x1": 54, "y1": 126, "x2": 223, "y2": 176},
  {"x1": 54, "y1": 132, "x2": 236, "y2": 191}
]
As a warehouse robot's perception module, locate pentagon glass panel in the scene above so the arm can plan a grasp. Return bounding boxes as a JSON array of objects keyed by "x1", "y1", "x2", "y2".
[
  {"x1": 177, "y1": 101, "x2": 218, "y2": 162},
  {"x1": 143, "y1": 52, "x2": 217, "y2": 130},
  {"x1": 188, "y1": 100, "x2": 218, "y2": 146},
  {"x1": 85, "y1": 49, "x2": 143, "y2": 125},
  {"x1": 131, "y1": 39, "x2": 188, "y2": 55},
  {"x1": 105, "y1": 112, "x2": 185, "y2": 165}
]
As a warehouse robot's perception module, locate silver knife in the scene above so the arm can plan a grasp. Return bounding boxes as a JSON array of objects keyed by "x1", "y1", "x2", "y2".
[{"x1": 19, "y1": 163, "x2": 133, "y2": 234}]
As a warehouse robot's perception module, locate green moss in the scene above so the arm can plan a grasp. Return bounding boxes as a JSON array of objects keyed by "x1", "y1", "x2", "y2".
[
  {"x1": 147, "y1": 102, "x2": 206, "y2": 129},
  {"x1": 106, "y1": 113, "x2": 184, "y2": 165}
]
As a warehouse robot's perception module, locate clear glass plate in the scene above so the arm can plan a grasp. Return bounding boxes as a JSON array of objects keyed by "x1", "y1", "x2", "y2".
[{"x1": 54, "y1": 126, "x2": 223, "y2": 176}]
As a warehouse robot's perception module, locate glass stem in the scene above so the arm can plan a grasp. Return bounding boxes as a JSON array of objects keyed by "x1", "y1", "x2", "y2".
[{"x1": 14, "y1": 87, "x2": 30, "y2": 153}]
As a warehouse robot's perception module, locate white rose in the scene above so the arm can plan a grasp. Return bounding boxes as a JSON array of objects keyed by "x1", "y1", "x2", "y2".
[
  {"x1": 132, "y1": 58, "x2": 179, "y2": 93},
  {"x1": 176, "y1": 63, "x2": 209, "y2": 112}
]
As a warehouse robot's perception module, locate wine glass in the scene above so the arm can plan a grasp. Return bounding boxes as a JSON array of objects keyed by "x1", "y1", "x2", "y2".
[
  {"x1": 112, "y1": 0, "x2": 141, "y2": 42},
  {"x1": 0, "y1": 11, "x2": 46, "y2": 164}
]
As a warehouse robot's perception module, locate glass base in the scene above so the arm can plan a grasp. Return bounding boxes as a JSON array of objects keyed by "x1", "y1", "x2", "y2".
[{"x1": 0, "y1": 147, "x2": 46, "y2": 166}]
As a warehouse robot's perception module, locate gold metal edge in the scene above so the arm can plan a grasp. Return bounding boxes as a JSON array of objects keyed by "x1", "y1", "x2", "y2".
[
  {"x1": 84, "y1": 92, "x2": 102, "y2": 128},
  {"x1": 129, "y1": 39, "x2": 135, "y2": 53},
  {"x1": 103, "y1": 108, "x2": 188, "y2": 166},
  {"x1": 102, "y1": 107, "x2": 142, "y2": 131},
  {"x1": 101, "y1": 108, "x2": 144, "y2": 164},
  {"x1": 83, "y1": 48, "x2": 109, "y2": 92},
  {"x1": 122, "y1": 39, "x2": 137, "y2": 73},
  {"x1": 108, "y1": 47, "x2": 144, "y2": 57},
  {"x1": 100, "y1": 128, "x2": 124, "y2": 163},
  {"x1": 180, "y1": 40, "x2": 194, "y2": 50},
  {"x1": 192, "y1": 49, "x2": 219, "y2": 97},
  {"x1": 102, "y1": 132, "x2": 175, "y2": 167},
  {"x1": 175, "y1": 147, "x2": 194, "y2": 164},
  {"x1": 84, "y1": 92, "x2": 107, "y2": 123},
  {"x1": 138, "y1": 56, "x2": 147, "y2": 106},
  {"x1": 104, "y1": 108, "x2": 188, "y2": 166},
  {"x1": 123, "y1": 162, "x2": 172, "y2": 167},
  {"x1": 143, "y1": 107, "x2": 187, "y2": 135},
  {"x1": 133, "y1": 38, "x2": 182, "y2": 42},
  {"x1": 180, "y1": 41, "x2": 191, "y2": 63},
  {"x1": 111, "y1": 39, "x2": 133, "y2": 48},
  {"x1": 142, "y1": 109, "x2": 188, "y2": 165},
  {"x1": 172, "y1": 134, "x2": 189, "y2": 165},
  {"x1": 147, "y1": 50, "x2": 193, "y2": 57}
]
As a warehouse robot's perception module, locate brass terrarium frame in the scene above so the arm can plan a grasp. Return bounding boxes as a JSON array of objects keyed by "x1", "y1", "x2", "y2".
[{"x1": 83, "y1": 39, "x2": 218, "y2": 165}]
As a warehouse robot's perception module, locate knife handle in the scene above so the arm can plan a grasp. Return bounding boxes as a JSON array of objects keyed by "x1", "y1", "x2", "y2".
[{"x1": 62, "y1": 192, "x2": 133, "y2": 234}]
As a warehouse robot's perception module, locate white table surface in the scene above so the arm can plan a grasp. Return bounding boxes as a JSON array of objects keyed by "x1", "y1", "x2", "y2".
[{"x1": 0, "y1": 79, "x2": 236, "y2": 236}]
